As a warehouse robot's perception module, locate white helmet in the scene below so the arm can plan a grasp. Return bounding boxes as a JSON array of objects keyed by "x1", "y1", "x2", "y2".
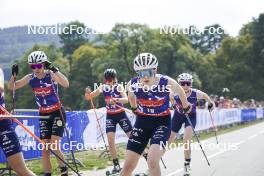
[
  {"x1": 178, "y1": 73, "x2": 193, "y2": 82},
  {"x1": 28, "y1": 51, "x2": 48, "y2": 64},
  {"x1": 133, "y1": 53, "x2": 158, "y2": 71}
]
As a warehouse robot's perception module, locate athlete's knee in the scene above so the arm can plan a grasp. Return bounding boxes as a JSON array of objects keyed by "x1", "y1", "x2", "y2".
[
  {"x1": 107, "y1": 133, "x2": 115, "y2": 145},
  {"x1": 15, "y1": 169, "x2": 35, "y2": 176},
  {"x1": 121, "y1": 163, "x2": 134, "y2": 175},
  {"x1": 50, "y1": 137, "x2": 61, "y2": 151},
  {"x1": 183, "y1": 135, "x2": 192, "y2": 143},
  {"x1": 42, "y1": 149, "x2": 50, "y2": 158},
  {"x1": 50, "y1": 136, "x2": 60, "y2": 143},
  {"x1": 147, "y1": 156, "x2": 160, "y2": 170}
]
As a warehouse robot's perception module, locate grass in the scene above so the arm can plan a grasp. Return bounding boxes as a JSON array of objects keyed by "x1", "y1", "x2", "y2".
[{"x1": 0, "y1": 119, "x2": 263, "y2": 175}]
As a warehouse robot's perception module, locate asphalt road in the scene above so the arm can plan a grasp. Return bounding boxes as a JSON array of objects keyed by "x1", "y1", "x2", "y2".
[{"x1": 82, "y1": 121, "x2": 264, "y2": 176}]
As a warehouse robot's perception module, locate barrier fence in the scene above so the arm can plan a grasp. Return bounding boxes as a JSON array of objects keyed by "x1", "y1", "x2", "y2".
[{"x1": 0, "y1": 108, "x2": 263, "y2": 163}]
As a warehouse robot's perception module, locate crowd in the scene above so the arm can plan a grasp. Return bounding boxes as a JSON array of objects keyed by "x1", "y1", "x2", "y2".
[{"x1": 197, "y1": 95, "x2": 264, "y2": 109}]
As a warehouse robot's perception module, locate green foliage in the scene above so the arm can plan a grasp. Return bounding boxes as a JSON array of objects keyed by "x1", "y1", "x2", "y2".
[
  {"x1": 59, "y1": 21, "x2": 89, "y2": 56},
  {"x1": 188, "y1": 24, "x2": 227, "y2": 54},
  {"x1": 4, "y1": 13, "x2": 264, "y2": 109}
]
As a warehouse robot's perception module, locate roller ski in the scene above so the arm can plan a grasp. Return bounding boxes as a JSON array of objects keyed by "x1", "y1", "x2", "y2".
[
  {"x1": 106, "y1": 165, "x2": 121, "y2": 176},
  {"x1": 134, "y1": 169, "x2": 149, "y2": 176},
  {"x1": 106, "y1": 159, "x2": 122, "y2": 176},
  {"x1": 183, "y1": 162, "x2": 191, "y2": 176}
]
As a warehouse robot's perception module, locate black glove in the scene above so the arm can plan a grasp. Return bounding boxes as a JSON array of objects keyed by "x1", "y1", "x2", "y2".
[
  {"x1": 44, "y1": 61, "x2": 59, "y2": 73},
  {"x1": 183, "y1": 104, "x2": 191, "y2": 114},
  {"x1": 12, "y1": 64, "x2": 19, "y2": 76},
  {"x1": 208, "y1": 102, "x2": 214, "y2": 112}
]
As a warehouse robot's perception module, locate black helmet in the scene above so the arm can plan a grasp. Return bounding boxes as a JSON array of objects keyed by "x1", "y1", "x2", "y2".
[{"x1": 104, "y1": 68, "x2": 117, "y2": 80}]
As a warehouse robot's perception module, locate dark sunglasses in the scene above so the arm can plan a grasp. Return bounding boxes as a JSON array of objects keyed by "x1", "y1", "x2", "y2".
[
  {"x1": 30, "y1": 64, "x2": 43, "y2": 69},
  {"x1": 180, "y1": 81, "x2": 191, "y2": 86},
  {"x1": 137, "y1": 69, "x2": 155, "y2": 78}
]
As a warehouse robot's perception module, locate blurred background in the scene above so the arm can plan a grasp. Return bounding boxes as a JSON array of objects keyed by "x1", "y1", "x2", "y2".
[{"x1": 0, "y1": 0, "x2": 263, "y2": 111}]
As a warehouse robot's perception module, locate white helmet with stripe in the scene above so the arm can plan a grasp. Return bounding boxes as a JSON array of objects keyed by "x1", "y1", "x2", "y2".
[
  {"x1": 28, "y1": 51, "x2": 48, "y2": 64},
  {"x1": 133, "y1": 53, "x2": 158, "y2": 71},
  {"x1": 178, "y1": 73, "x2": 193, "y2": 82}
]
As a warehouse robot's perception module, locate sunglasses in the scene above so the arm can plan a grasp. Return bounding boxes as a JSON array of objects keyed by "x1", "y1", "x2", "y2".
[
  {"x1": 137, "y1": 69, "x2": 155, "y2": 78},
  {"x1": 30, "y1": 64, "x2": 43, "y2": 69},
  {"x1": 180, "y1": 81, "x2": 191, "y2": 86}
]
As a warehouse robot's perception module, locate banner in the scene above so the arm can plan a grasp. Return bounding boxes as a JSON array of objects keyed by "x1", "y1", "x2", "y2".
[
  {"x1": 0, "y1": 108, "x2": 263, "y2": 163},
  {"x1": 240, "y1": 109, "x2": 257, "y2": 122},
  {"x1": 196, "y1": 109, "x2": 211, "y2": 131},
  {"x1": 256, "y1": 108, "x2": 264, "y2": 119},
  {"x1": 0, "y1": 111, "x2": 90, "y2": 163}
]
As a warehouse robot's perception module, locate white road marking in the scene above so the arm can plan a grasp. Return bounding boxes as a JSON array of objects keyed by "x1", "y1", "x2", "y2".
[
  {"x1": 248, "y1": 134, "x2": 258, "y2": 139},
  {"x1": 166, "y1": 127, "x2": 263, "y2": 176}
]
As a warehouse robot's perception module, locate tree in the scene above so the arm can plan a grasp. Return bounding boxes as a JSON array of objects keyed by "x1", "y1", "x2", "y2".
[
  {"x1": 188, "y1": 24, "x2": 227, "y2": 54},
  {"x1": 65, "y1": 44, "x2": 107, "y2": 110},
  {"x1": 59, "y1": 21, "x2": 89, "y2": 72}
]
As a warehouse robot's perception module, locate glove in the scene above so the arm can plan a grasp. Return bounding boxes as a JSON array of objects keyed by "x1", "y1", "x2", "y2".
[
  {"x1": 208, "y1": 102, "x2": 214, "y2": 112},
  {"x1": 183, "y1": 104, "x2": 192, "y2": 114},
  {"x1": 45, "y1": 61, "x2": 59, "y2": 73},
  {"x1": 172, "y1": 104, "x2": 177, "y2": 110},
  {"x1": 12, "y1": 64, "x2": 19, "y2": 76}
]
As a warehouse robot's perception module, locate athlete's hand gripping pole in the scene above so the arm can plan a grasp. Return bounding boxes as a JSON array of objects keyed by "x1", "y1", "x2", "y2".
[
  {"x1": 0, "y1": 105, "x2": 81, "y2": 176},
  {"x1": 109, "y1": 98, "x2": 133, "y2": 115}
]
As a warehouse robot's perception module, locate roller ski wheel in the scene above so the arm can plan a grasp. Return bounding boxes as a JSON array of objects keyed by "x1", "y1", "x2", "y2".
[
  {"x1": 183, "y1": 162, "x2": 191, "y2": 176},
  {"x1": 134, "y1": 173, "x2": 148, "y2": 176},
  {"x1": 106, "y1": 165, "x2": 121, "y2": 176}
]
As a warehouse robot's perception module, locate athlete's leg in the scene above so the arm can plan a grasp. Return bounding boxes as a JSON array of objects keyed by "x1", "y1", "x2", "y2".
[
  {"x1": 50, "y1": 135, "x2": 66, "y2": 167},
  {"x1": 183, "y1": 126, "x2": 193, "y2": 161},
  {"x1": 169, "y1": 111, "x2": 184, "y2": 146},
  {"x1": 107, "y1": 132, "x2": 118, "y2": 160},
  {"x1": 49, "y1": 109, "x2": 68, "y2": 175},
  {"x1": 122, "y1": 117, "x2": 150, "y2": 175},
  {"x1": 183, "y1": 115, "x2": 196, "y2": 175},
  {"x1": 148, "y1": 116, "x2": 171, "y2": 176},
  {"x1": 120, "y1": 150, "x2": 141, "y2": 176},
  {"x1": 118, "y1": 112, "x2": 133, "y2": 138},
  {"x1": 147, "y1": 144, "x2": 165, "y2": 176},
  {"x1": 39, "y1": 117, "x2": 52, "y2": 175},
  {"x1": 0, "y1": 120, "x2": 35, "y2": 176},
  {"x1": 106, "y1": 115, "x2": 122, "y2": 171},
  {"x1": 7, "y1": 152, "x2": 36, "y2": 176},
  {"x1": 42, "y1": 139, "x2": 52, "y2": 174}
]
